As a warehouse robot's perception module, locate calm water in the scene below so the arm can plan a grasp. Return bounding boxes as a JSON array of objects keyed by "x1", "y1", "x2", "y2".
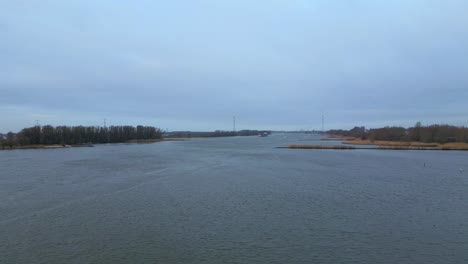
[{"x1": 1, "y1": 134, "x2": 467, "y2": 264}]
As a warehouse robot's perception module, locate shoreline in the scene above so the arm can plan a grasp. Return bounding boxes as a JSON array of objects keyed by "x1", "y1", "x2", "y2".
[
  {"x1": 0, "y1": 144, "x2": 93, "y2": 150},
  {"x1": 343, "y1": 138, "x2": 468, "y2": 150},
  {"x1": 0, "y1": 138, "x2": 183, "y2": 150},
  {"x1": 282, "y1": 145, "x2": 468, "y2": 151},
  {"x1": 290, "y1": 136, "x2": 468, "y2": 151}
]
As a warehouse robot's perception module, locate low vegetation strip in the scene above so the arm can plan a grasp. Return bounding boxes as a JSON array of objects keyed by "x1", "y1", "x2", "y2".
[
  {"x1": 2, "y1": 144, "x2": 94, "y2": 150},
  {"x1": 437, "y1": 142, "x2": 468, "y2": 150},
  {"x1": 323, "y1": 123, "x2": 468, "y2": 151},
  {"x1": 286, "y1": 145, "x2": 356, "y2": 149},
  {"x1": 343, "y1": 139, "x2": 439, "y2": 147},
  {"x1": 343, "y1": 139, "x2": 468, "y2": 150},
  {"x1": 285, "y1": 143, "x2": 468, "y2": 151},
  {"x1": 326, "y1": 123, "x2": 468, "y2": 144}
]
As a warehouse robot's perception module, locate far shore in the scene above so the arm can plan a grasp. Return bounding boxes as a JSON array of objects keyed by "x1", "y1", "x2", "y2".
[
  {"x1": 0, "y1": 138, "x2": 185, "y2": 150},
  {"x1": 283, "y1": 144, "x2": 468, "y2": 151},
  {"x1": 1, "y1": 144, "x2": 94, "y2": 150},
  {"x1": 291, "y1": 135, "x2": 468, "y2": 151},
  {"x1": 284, "y1": 145, "x2": 355, "y2": 150},
  {"x1": 343, "y1": 138, "x2": 468, "y2": 150}
]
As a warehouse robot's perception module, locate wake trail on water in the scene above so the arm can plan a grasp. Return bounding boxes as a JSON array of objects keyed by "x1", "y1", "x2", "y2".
[
  {"x1": 0, "y1": 166, "x2": 177, "y2": 225},
  {"x1": 1, "y1": 158, "x2": 226, "y2": 225}
]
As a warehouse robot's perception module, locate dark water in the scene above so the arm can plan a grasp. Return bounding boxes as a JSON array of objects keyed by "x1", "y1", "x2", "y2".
[{"x1": 1, "y1": 134, "x2": 467, "y2": 264}]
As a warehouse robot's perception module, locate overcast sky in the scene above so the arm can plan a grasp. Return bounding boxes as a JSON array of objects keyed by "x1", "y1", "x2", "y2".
[{"x1": 1, "y1": 0, "x2": 468, "y2": 132}]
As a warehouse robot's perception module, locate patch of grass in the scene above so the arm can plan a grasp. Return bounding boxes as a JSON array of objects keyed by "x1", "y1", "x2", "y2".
[
  {"x1": 438, "y1": 142, "x2": 468, "y2": 150},
  {"x1": 0, "y1": 144, "x2": 72, "y2": 150},
  {"x1": 344, "y1": 139, "x2": 439, "y2": 147},
  {"x1": 287, "y1": 145, "x2": 355, "y2": 149},
  {"x1": 343, "y1": 138, "x2": 468, "y2": 150}
]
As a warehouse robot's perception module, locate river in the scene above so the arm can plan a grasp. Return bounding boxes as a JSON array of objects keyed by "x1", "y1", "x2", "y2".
[{"x1": 1, "y1": 134, "x2": 467, "y2": 263}]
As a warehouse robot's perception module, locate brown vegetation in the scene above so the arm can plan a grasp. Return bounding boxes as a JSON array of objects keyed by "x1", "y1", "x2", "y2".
[
  {"x1": 326, "y1": 123, "x2": 468, "y2": 150},
  {"x1": 320, "y1": 135, "x2": 355, "y2": 141},
  {"x1": 287, "y1": 145, "x2": 355, "y2": 149},
  {"x1": 2, "y1": 144, "x2": 81, "y2": 150},
  {"x1": 7, "y1": 144, "x2": 67, "y2": 150},
  {"x1": 343, "y1": 139, "x2": 439, "y2": 147},
  {"x1": 438, "y1": 142, "x2": 468, "y2": 150},
  {"x1": 343, "y1": 138, "x2": 468, "y2": 150},
  {"x1": 327, "y1": 123, "x2": 468, "y2": 144}
]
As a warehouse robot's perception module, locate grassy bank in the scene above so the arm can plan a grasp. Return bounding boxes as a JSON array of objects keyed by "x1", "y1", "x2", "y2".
[
  {"x1": 0, "y1": 138, "x2": 180, "y2": 150},
  {"x1": 285, "y1": 144, "x2": 468, "y2": 151},
  {"x1": 284, "y1": 135, "x2": 468, "y2": 150},
  {"x1": 343, "y1": 138, "x2": 468, "y2": 150},
  {"x1": 286, "y1": 145, "x2": 355, "y2": 150},
  {"x1": 1, "y1": 143, "x2": 94, "y2": 150},
  {"x1": 343, "y1": 139, "x2": 439, "y2": 147}
]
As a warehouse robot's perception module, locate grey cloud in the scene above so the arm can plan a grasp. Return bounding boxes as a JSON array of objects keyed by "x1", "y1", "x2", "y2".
[{"x1": 1, "y1": 0, "x2": 468, "y2": 132}]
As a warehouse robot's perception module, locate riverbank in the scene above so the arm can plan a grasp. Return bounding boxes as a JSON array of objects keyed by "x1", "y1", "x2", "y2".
[
  {"x1": 285, "y1": 145, "x2": 355, "y2": 150},
  {"x1": 343, "y1": 138, "x2": 468, "y2": 150},
  {"x1": 284, "y1": 144, "x2": 468, "y2": 150},
  {"x1": 1, "y1": 143, "x2": 94, "y2": 150},
  {"x1": 0, "y1": 138, "x2": 183, "y2": 150},
  {"x1": 290, "y1": 135, "x2": 468, "y2": 150}
]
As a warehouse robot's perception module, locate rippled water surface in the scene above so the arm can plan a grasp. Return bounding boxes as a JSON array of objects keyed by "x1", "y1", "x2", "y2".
[{"x1": 1, "y1": 134, "x2": 467, "y2": 263}]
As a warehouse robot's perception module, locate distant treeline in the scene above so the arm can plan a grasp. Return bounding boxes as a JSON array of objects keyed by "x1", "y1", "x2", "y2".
[
  {"x1": 327, "y1": 123, "x2": 468, "y2": 143},
  {"x1": 166, "y1": 130, "x2": 270, "y2": 138},
  {"x1": 0, "y1": 125, "x2": 162, "y2": 148}
]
